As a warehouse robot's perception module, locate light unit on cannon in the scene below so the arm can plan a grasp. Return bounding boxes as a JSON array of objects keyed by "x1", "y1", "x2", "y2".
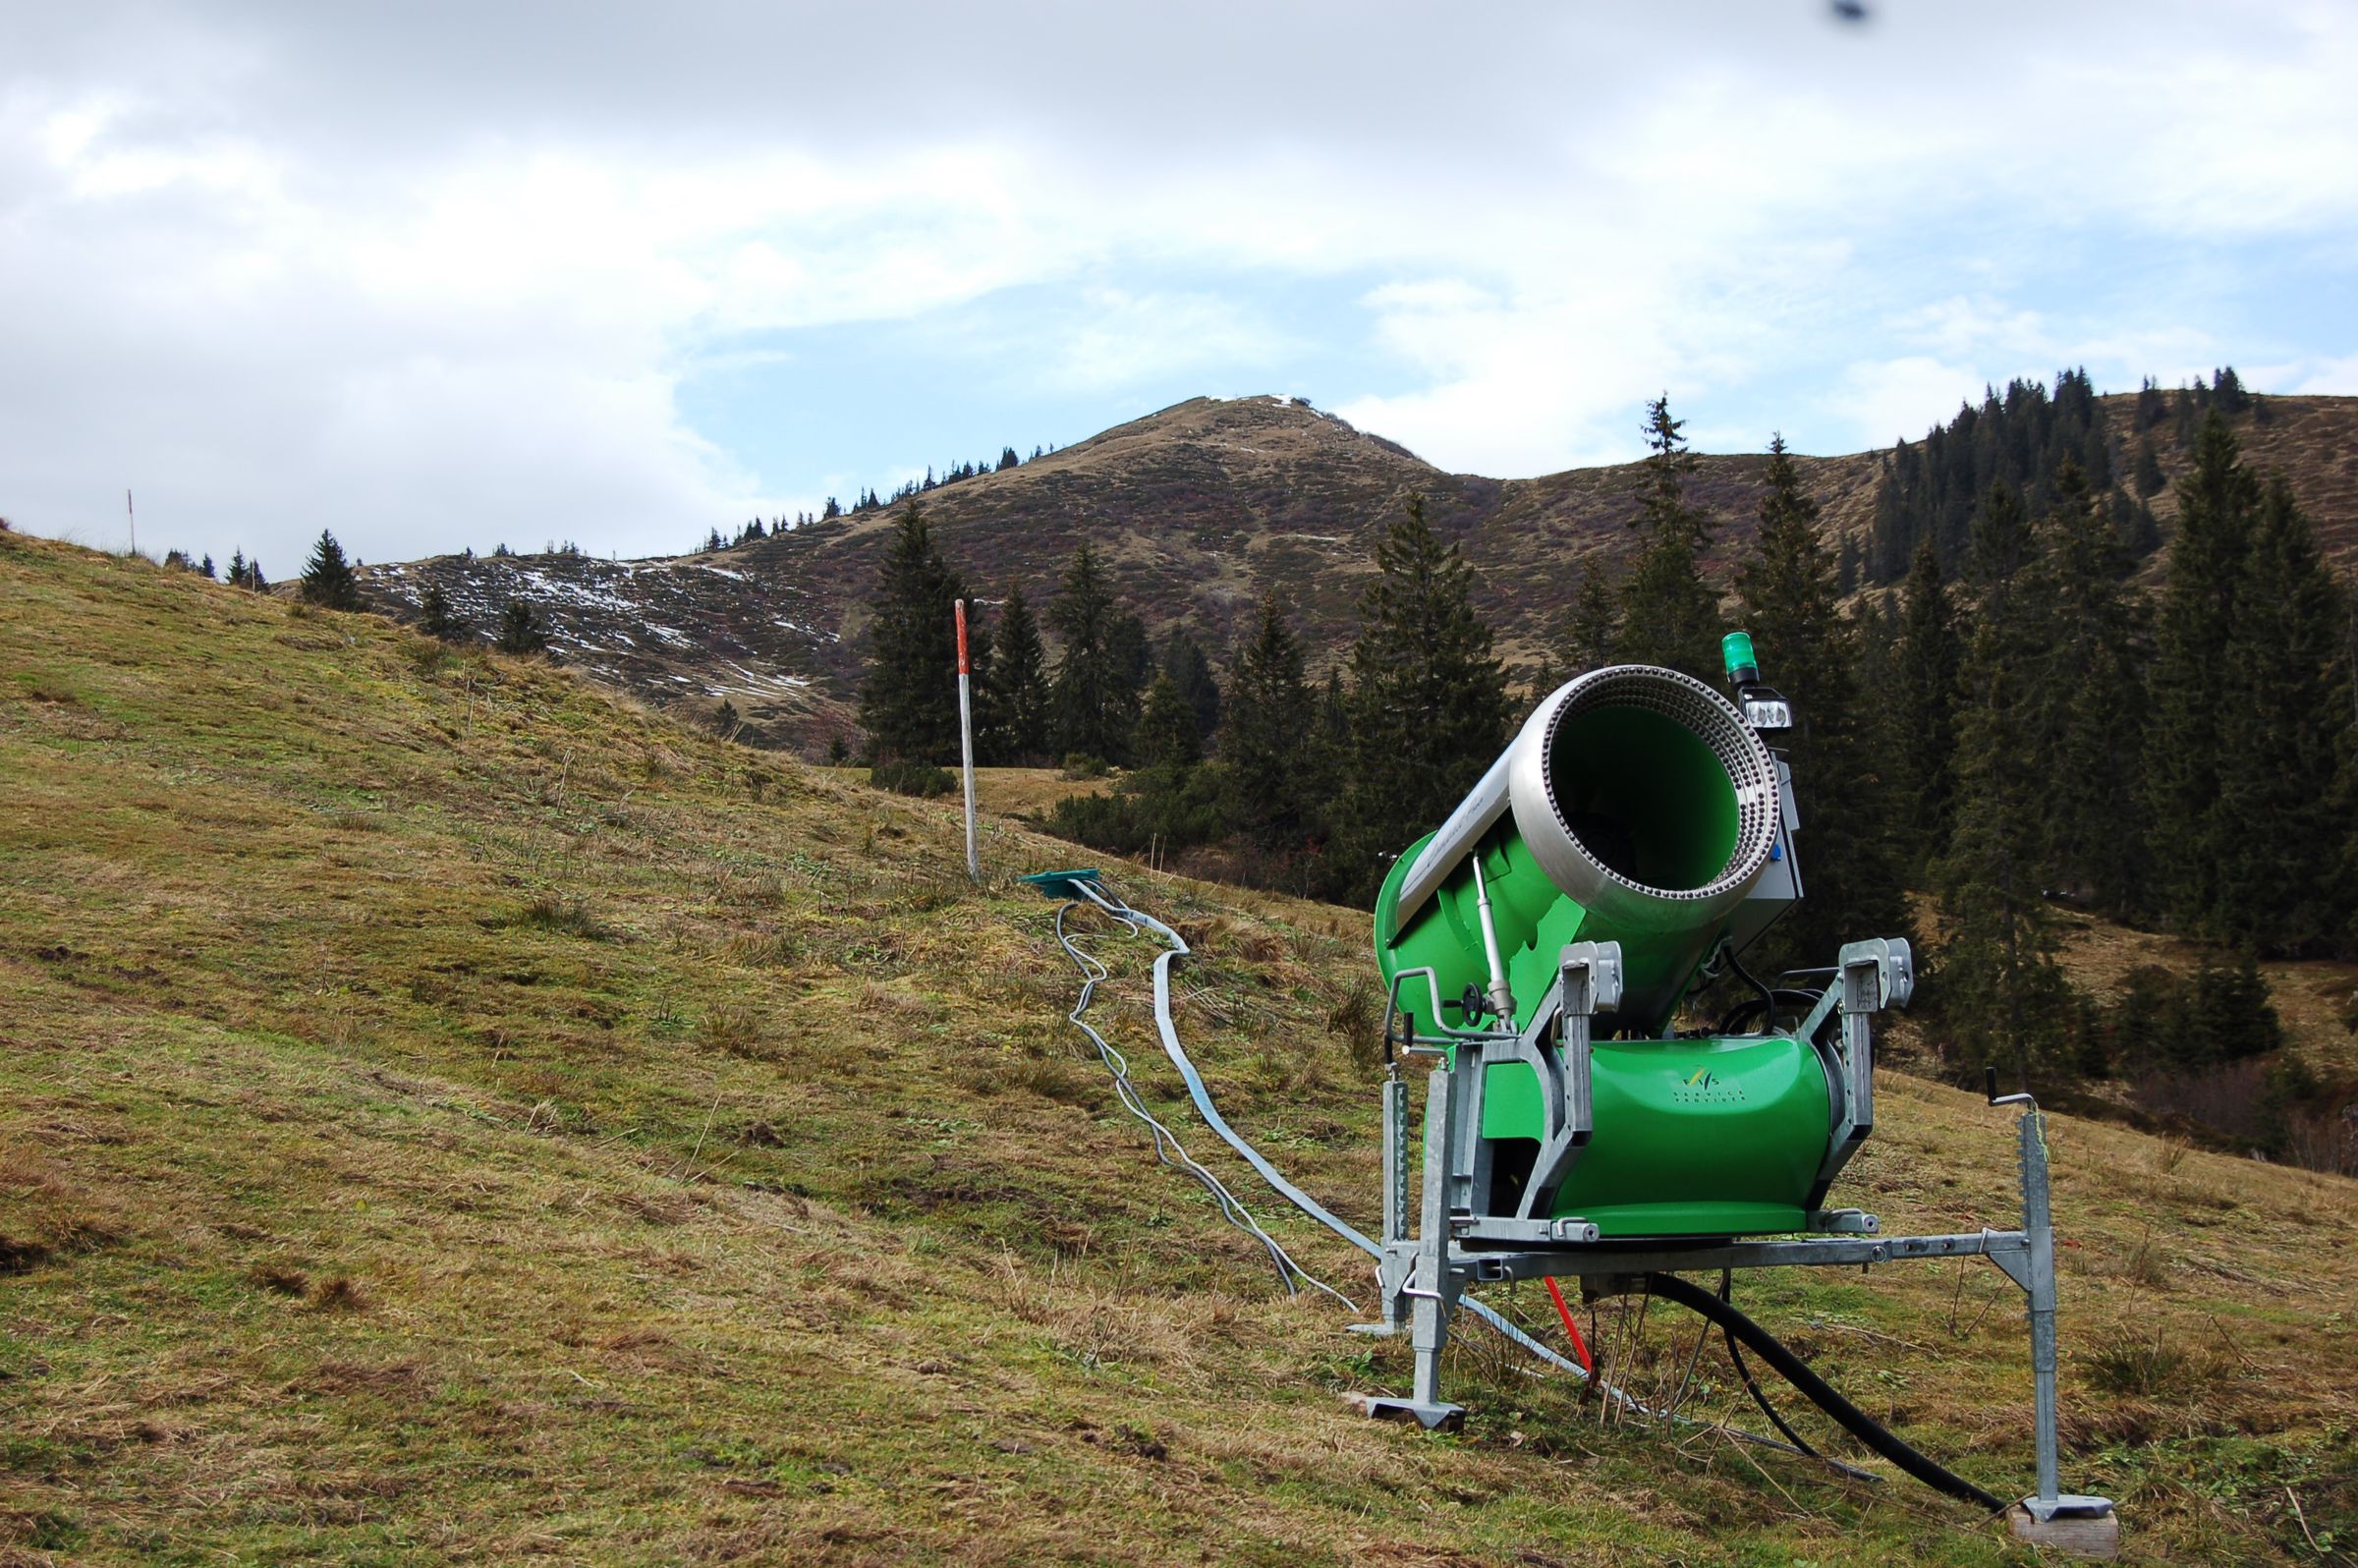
[{"x1": 1356, "y1": 638, "x2": 2116, "y2": 1553}]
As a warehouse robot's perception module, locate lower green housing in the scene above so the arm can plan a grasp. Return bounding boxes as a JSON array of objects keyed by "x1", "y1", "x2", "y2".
[{"x1": 1476, "y1": 1034, "x2": 1831, "y2": 1236}]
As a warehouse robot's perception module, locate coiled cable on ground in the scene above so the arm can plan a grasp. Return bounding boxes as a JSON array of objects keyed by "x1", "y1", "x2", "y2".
[{"x1": 1051, "y1": 900, "x2": 1352, "y2": 1307}]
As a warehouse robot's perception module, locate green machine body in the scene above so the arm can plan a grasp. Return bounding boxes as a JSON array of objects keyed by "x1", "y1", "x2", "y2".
[{"x1": 1373, "y1": 662, "x2": 1855, "y2": 1239}]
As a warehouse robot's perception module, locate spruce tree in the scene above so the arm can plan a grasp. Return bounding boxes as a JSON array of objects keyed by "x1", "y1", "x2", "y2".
[
  {"x1": 1853, "y1": 591, "x2": 1897, "y2": 698},
  {"x1": 857, "y1": 503, "x2": 965, "y2": 764},
  {"x1": 2211, "y1": 476, "x2": 2352, "y2": 953},
  {"x1": 1565, "y1": 557, "x2": 1618, "y2": 675},
  {"x1": 2022, "y1": 463, "x2": 2149, "y2": 912},
  {"x1": 1734, "y1": 436, "x2": 1909, "y2": 964},
  {"x1": 989, "y1": 583, "x2": 1050, "y2": 763},
  {"x1": 1867, "y1": 370, "x2": 2118, "y2": 583},
  {"x1": 1222, "y1": 595, "x2": 1319, "y2": 847},
  {"x1": 2114, "y1": 492, "x2": 2162, "y2": 559},
  {"x1": 1318, "y1": 667, "x2": 1351, "y2": 767},
  {"x1": 1161, "y1": 633, "x2": 1222, "y2": 747},
  {"x1": 1334, "y1": 494, "x2": 1509, "y2": 902},
  {"x1": 1107, "y1": 608, "x2": 1153, "y2": 709},
  {"x1": 1891, "y1": 540, "x2": 1962, "y2": 878},
  {"x1": 494, "y1": 599, "x2": 548, "y2": 654},
  {"x1": 1047, "y1": 540, "x2": 1135, "y2": 765},
  {"x1": 1136, "y1": 672, "x2": 1203, "y2": 769},
  {"x1": 2144, "y1": 415, "x2": 2262, "y2": 928},
  {"x1": 1937, "y1": 497, "x2": 2082, "y2": 1088},
  {"x1": 1967, "y1": 481, "x2": 2034, "y2": 592},
  {"x1": 300, "y1": 530, "x2": 363, "y2": 610},
  {"x1": 419, "y1": 583, "x2": 463, "y2": 643},
  {"x1": 1614, "y1": 394, "x2": 1723, "y2": 680},
  {"x1": 1937, "y1": 638, "x2": 2086, "y2": 1089},
  {"x1": 1513, "y1": 652, "x2": 1559, "y2": 721}
]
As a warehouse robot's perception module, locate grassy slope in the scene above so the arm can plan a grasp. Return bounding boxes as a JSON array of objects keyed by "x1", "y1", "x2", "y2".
[{"x1": 3, "y1": 532, "x2": 2354, "y2": 1566}]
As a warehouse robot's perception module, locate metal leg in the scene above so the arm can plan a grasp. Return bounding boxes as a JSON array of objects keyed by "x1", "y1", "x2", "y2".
[
  {"x1": 1356, "y1": 1066, "x2": 1467, "y2": 1429},
  {"x1": 1376, "y1": 1074, "x2": 1410, "y2": 1333},
  {"x1": 2008, "y1": 1107, "x2": 2118, "y2": 1554},
  {"x1": 1408, "y1": 1066, "x2": 1464, "y2": 1420},
  {"x1": 2022, "y1": 1109, "x2": 2061, "y2": 1505}
]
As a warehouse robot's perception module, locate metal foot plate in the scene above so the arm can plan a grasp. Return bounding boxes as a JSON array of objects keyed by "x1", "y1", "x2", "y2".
[
  {"x1": 1340, "y1": 1391, "x2": 1465, "y2": 1431},
  {"x1": 2008, "y1": 1496, "x2": 2119, "y2": 1559}
]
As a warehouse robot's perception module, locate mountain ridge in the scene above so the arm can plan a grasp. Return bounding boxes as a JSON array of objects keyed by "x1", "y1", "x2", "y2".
[{"x1": 359, "y1": 390, "x2": 2358, "y2": 754}]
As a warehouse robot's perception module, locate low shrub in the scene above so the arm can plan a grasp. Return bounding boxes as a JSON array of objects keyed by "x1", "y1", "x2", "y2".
[
  {"x1": 700, "y1": 1003, "x2": 767, "y2": 1059},
  {"x1": 870, "y1": 761, "x2": 954, "y2": 799},
  {"x1": 509, "y1": 892, "x2": 612, "y2": 941},
  {"x1": 2084, "y1": 1328, "x2": 2193, "y2": 1397},
  {"x1": 1044, "y1": 762, "x2": 1226, "y2": 858}
]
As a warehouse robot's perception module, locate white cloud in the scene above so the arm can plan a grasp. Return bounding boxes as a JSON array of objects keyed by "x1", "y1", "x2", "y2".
[
  {"x1": 1829, "y1": 357, "x2": 1989, "y2": 451},
  {"x1": 1, "y1": 0, "x2": 2355, "y2": 567},
  {"x1": 1888, "y1": 297, "x2": 2052, "y2": 364},
  {"x1": 1035, "y1": 289, "x2": 1295, "y2": 394},
  {"x1": 2288, "y1": 353, "x2": 2358, "y2": 395}
]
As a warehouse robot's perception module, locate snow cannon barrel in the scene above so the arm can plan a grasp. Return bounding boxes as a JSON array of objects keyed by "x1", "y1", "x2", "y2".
[{"x1": 1375, "y1": 664, "x2": 1783, "y2": 1037}]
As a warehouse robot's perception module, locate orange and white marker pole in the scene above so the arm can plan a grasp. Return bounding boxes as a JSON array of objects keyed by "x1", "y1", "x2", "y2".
[{"x1": 955, "y1": 598, "x2": 979, "y2": 881}]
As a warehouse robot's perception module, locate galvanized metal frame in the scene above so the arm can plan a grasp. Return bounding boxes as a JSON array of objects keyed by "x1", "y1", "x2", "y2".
[{"x1": 1362, "y1": 936, "x2": 2113, "y2": 1531}]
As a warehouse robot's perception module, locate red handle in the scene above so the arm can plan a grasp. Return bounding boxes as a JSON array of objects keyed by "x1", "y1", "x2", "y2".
[{"x1": 1544, "y1": 1276, "x2": 1593, "y2": 1373}]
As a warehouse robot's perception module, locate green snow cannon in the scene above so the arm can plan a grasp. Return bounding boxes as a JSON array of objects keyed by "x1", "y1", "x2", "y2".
[{"x1": 1374, "y1": 659, "x2": 1907, "y2": 1239}]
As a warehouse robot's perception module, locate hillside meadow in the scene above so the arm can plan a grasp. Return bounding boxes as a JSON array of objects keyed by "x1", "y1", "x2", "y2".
[{"x1": 3, "y1": 531, "x2": 2354, "y2": 1565}]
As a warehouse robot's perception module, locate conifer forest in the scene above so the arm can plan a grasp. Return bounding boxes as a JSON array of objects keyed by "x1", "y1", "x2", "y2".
[{"x1": 858, "y1": 373, "x2": 2356, "y2": 1173}]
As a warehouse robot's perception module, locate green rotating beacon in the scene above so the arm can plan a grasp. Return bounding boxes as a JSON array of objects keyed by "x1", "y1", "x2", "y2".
[{"x1": 1360, "y1": 637, "x2": 2116, "y2": 1548}]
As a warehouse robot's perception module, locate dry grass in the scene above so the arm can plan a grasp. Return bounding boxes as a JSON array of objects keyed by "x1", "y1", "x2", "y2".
[
  {"x1": 1, "y1": 529, "x2": 2354, "y2": 1565},
  {"x1": 968, "y1": 764, "x2": 1114, "y2": 821}
]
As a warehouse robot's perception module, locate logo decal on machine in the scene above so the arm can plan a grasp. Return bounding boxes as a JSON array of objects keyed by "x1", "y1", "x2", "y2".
[{"x1": 1671, "y1": 1066, "x2": 1747, "y2": 1103}]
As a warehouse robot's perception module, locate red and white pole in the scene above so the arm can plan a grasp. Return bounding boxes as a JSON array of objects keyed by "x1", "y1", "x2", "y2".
[{"x1": 955, "y1": 598, "x2": 979, "y2": 882}]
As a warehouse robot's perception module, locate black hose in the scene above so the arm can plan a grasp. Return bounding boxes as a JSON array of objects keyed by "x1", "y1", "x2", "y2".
[
  {"x1": 1646, "y1": 1271, "x2": 2006, "y2": 1514},
  {"x1": 1715, "y1": 987, "x2": 1827, "y2": 1037},
  {"x1": 1717, "y1": 1269, "x2": 1819, "y2": 1459},
  {"x1": 1720, "y1": 941, "x2": 1779, "y2": 1031}
]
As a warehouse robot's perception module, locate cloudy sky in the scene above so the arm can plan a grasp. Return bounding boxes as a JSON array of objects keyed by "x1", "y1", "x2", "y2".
[{"x1": 5, "y1": 2, "x2": 2355, "y2": 574}]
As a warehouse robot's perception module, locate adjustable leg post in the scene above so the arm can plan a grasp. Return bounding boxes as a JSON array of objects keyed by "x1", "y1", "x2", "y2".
[
  {"x1": 1408, "y1": 1064, "x2": 1463, "y2": 1422},
  {"x1": 2006, "y1": 1106, "x2": 2118, "y2": 1556},
  {"x1": 2025, "y1": 1108, "x2": 2062, "y2": 1506},
  {"x1": 1376, "y1": 1072, "x2": 1411, "y2": 1333},
  {"x1": 1355, "y1": 1064, "x2": 1466, "y2": 1430}
]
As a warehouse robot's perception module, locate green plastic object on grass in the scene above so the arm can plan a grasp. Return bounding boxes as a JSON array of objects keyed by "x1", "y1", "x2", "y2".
[{"x1": 1021, "y1": 868, "x2": 1103, "y2": 901}]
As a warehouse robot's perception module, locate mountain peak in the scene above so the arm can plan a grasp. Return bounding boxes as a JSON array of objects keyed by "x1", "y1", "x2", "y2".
[{"x1": 360, "y1": 391, "x2": 2358, "y2": 756}]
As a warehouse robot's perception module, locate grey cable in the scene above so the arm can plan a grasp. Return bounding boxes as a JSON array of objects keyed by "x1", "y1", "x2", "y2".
[
  {"x1": 1069, "y1": 880, "x2": 1626, "y2": 1382},
  {"x1": 1050, "y1": 900, "x2": 1349, "y2": 1306}
]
